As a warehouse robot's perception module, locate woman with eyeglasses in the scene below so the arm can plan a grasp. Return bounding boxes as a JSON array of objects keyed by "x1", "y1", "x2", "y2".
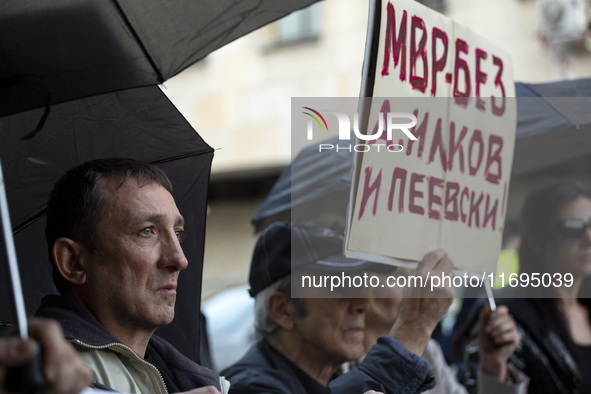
[{"x1": 462, "y1": 179, "x2": 591, "y2": 394}]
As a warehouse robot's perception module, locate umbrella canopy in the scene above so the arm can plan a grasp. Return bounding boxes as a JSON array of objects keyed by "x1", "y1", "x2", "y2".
[
  {"x1": 252, "y1": 77, "x2": 591, "y2": 232},
  {"x1": 513, "y1": 78, "x2": 591, "y2": 177},
  {"x1": 251, "y1": 133, "x2": 352, "y2": 232},
  {"x1": 0, "y1": 0, "x2": 318, "y2": 116},
  {"x1": 0, "y1": 85, "x2": 213, "y2": 363}
]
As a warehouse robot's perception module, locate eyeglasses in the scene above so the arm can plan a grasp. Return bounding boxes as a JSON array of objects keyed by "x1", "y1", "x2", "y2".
[{"x1": 557, "y1": 218, "x2": 591, "y2": 242}]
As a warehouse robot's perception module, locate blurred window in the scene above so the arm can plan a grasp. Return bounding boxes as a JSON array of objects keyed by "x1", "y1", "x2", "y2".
[
  {"x1": 417, "y1": 0, "x2": 447, "y2": 13},
  {"x1": 271, "y1": 4, "x2": 321, "y2": 46}
]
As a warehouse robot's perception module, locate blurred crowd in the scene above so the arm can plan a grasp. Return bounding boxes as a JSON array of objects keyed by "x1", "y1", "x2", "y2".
[{"x1": 1, "y1": 159, "x2": 591, "y2": 394}]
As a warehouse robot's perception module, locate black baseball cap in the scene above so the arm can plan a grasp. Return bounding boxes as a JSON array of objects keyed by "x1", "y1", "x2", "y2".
[{"x1": 248, "y1": 222, "x2": 380, "y2": 297}]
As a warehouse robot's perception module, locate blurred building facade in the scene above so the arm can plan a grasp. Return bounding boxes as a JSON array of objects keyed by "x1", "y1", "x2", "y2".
[{"x1": 163, "y1": 0, "x2": 591, "y2": 297}]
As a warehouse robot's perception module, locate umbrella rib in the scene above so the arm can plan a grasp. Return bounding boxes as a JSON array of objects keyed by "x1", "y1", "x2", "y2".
[
  {"x1": 150, "y1": 151, "x2": 213, "y2": 165},
  {"x1": 12, "y1": 208, "x2": 46, "y2": 234},
  {"x1": 110, "y1": 0, "x2": 164, "y2": 83},
  {"x1": 537, "y1": 96, "x2": 579, "y2": 129},
  {"x1": 12, "y1": 151, "x2": 213, "y2": 234}
]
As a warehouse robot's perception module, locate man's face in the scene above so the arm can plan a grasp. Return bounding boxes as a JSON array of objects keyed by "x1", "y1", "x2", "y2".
[
  {"x1": 293, "y1": 298, "x2": 367, "y2": 363},
  {"x1": 82, "y1": 178, "x2": 188, "y2": 331}
]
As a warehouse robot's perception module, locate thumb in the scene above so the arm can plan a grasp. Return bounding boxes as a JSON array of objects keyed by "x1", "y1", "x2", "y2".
[
  {"x1": 478, "y1": 304, "x2": 492, "y2": 336},
  {"x1": 0, "y1": 337, "x2": 37, "y2": 367}
]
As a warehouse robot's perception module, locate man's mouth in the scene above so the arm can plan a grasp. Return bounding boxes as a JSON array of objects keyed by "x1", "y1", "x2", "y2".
[{"x1": 157, "y1": 283, "x2": 177, "y2": 295}]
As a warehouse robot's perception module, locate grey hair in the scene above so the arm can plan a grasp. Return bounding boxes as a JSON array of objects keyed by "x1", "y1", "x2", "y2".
[{"x1": 254, "y1": 276, "x2": 308, "y2": 339}]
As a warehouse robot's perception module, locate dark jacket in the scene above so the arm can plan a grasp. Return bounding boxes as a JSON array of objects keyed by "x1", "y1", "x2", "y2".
[
  {"x1": 462, "y1": 297, "x2": 584, "y2": 394},
  {"x1": 222, "y1": 337, "x2": 435, "y2": 394},
  {"x1": 36, "y1": 295, "x2": 221, "y2": 393}
]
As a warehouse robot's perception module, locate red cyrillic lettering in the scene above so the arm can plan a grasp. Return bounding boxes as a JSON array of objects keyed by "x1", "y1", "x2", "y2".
[
  {"x1": 382, "y1": 2, "x2": 408, "y2": 81},
  {"x1": 428, "y1": 177, "x2": 444, "y2": 219},
  {"x1": 468, "y1": 130, "x2": 484, "y2": 176},
  {"x1": 468, "y1": 191, "x2": 484, "y2": 228},
  {"x1": 483, "y1": 194, "x2": 498, "y2": 230},
  {"x1": 406, "y1": 109, "x2": 428, "y2": 158},
  {"x1": 431, "y1": 28, "x2": 448, "y2": 97},
  {"x1": 491, "y1": 56, "x2": 505, "y2": 116},
  {"x1": 444, "y1": 182, "x2": 459, "y2": 221},
  {"x1": 427, "y1": 118, "x2": 447, "y2": 171},
  {"x1": 484, "y1": 134, "x2": 503, "y2": 184},
  {"x1": 358, "y1": 167, "x2": 382, "y2": 220},
  {"x1": 453, "y1": 39, "x2": 470, "y2": 107},
  {"x1": 460, "y1": 187, "x2": 469, "y2": 223},
  {"x1": 475, "y1": 49, "x2": 488, "y2": 111},
  {"x1": 409, "y1": 173, "x2": 425, "y2": 215},
  {"x1": 370, "y1": 99, "x2": 392, "y2": 145},
  {"x1": 410, "y1": 16, "x2": 428, "y2": 93},
  {"x1": 448, "y1": 122, "x2": 467, "y2": 173},
  {"x1": 388, "y1": 167, "x2": 407, "y2": 213}
]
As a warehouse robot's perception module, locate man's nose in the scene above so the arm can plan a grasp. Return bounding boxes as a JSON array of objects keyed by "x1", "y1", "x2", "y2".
[
  {"x1": 161, "y1": 230, "x2": 189, "y2": 272},
  {"x1": 348, "y1": 298, "x2": 368, "y2": 314}
]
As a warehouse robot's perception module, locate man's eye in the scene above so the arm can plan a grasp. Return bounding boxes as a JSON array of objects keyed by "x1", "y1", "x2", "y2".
[
  {"x1": 140, "y1": 227, "x2": 154, "y2": 236},
  {"x1": 175, "y1": 230, "x2": 185, "y2": 242}
]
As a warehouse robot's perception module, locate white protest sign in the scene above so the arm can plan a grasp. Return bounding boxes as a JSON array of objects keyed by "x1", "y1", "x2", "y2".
[{"x1": 345, "y1": 0, "x2": 516, "y2": 274}]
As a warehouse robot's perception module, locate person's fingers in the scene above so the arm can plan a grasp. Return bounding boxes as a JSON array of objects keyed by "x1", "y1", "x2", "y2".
[
  {"x1": 48, "y1": 343, "x2": 93, "y2": 394},
  {"x1": 487, "y1": 317, "x2": 514, "y2": 335},
  {"x1": 27, "y1": 318, "x2": 92, "y2": 394},
  {"x1": 485, "y1": 306, "x2": 510, "y2": 328},
  {"x1": 416, "y1": 249, "x2": 448, "y2": 275},
  {"x1": 492, "y1": 329, "x2": 520, "y2": 346},
  {"x1": 493, "y1": 305, "x2": 510, "y2": 315},
  {"x1": 486, "y1": 315, "x2": 510, "y2": 331},
  {"x1": 479, "y1": 304, "x2": 492, "y2": 335},
  {"x1": 433, "y1": 256, "x2": 454, "y2": 275},
  {"x1": 0, "y1": 336, "x2": 37, "y2": 367},
  {"x1": 27, "y1": 319, "x2": 66, "y2": 381},
  {"x1": 49, "y1": 360, "x2": 93, "y2": 394}
]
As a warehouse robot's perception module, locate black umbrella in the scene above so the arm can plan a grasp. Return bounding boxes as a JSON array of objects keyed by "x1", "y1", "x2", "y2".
[
  {"x1": 512, "y1": 78, "x2": 591, "y2": 177},
  {"x1": 0, "y1": 85, "x2": 213, "y2": 363},
  {"x1": 251, "y1": 77, "x2": 591, "y2": 232},
  {"x1": 251, "y1": 133, "x2": 352, "y2": 232},
  {"x1": 0, "y1": 0, "x2": 318, "y2": 116}
]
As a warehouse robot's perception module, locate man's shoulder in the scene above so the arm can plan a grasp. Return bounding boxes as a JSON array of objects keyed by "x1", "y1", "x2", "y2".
[
  {"x1": 223, "y1": 366, "x2": 295, "y2": 394},
  {"x1": 221, "y1": 341, "x2": 302, "y2": 394},
  {"x1": 35, "y1": 294, "x2": 120, "y2": 346},
  {"x1": 221, "y1": 340, "x2": 278, "y2": 378},
  {"x1": 37, "y1": 295, "x2": 220, "y2": 391}
]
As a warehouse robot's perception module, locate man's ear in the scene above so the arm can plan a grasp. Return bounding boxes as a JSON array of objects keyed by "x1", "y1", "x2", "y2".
[
  {"x1": 267, "y1": 291, "x2": 298, "y2": 331},
  {"x1": 52, "y1": 238, "x2": 88, "y2": 285}
]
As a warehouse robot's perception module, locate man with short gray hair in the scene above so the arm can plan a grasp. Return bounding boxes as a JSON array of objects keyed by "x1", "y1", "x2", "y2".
[{"x1": 223, "y1": 222, "x2": 456, "y2": 394}]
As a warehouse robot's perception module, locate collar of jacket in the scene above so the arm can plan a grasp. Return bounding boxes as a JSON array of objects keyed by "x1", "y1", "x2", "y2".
[{"x1": 36, "y1": 294, "x2": 220, "y2": 391}]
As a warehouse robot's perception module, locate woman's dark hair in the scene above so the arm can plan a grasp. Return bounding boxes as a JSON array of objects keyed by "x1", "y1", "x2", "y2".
[
  {"x1": 519, "y1": 178, "x2": 591, "y2": 276},
  {"x1": 519, "y1": 178, "x2": 591, "y2": 369}
]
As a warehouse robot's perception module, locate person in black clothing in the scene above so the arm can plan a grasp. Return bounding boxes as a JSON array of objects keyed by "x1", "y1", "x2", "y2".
[
  {"x1": 37, "y1": 159, "x2": 222, "y2": 394},
  {"x1": 462, "y1": 179, "x2": 591, "y2": 393},
  {"x1": 223, "y1": 222, "x2": 456, "y2": 394}
]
